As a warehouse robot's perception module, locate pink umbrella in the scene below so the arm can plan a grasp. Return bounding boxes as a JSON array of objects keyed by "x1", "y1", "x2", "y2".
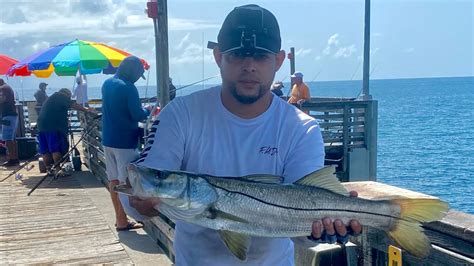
[{"x1": 0, "y1": 54, "x2": 18, "y2": 75}]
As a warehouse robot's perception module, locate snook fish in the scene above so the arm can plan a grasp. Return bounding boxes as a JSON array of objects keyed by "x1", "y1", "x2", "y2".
[{"x1": 116, "y1": 164, "x2": 449, "y2": 261}]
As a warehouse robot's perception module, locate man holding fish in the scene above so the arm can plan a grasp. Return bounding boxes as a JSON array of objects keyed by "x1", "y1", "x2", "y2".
[{"x1": 127, "y1": 4, "x2": 364, "y2": 265}]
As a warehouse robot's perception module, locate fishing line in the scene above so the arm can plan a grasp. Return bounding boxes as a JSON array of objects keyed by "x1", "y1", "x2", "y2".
[{"x1": 144, "y1": 69, "x2": 151, "y2": 104}]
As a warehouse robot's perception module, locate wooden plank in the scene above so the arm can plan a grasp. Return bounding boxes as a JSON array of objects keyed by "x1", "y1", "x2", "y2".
[{"x1": 0, "y1": 166, "x2": 132, "y2": 264}]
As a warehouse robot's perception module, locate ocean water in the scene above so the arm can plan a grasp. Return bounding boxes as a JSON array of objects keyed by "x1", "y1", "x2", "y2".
[{"x1": 11, "y1": 76, "x2": 474, "y2": 214}]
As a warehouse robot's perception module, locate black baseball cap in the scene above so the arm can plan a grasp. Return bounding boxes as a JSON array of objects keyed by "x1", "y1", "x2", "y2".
[{"x1": 209, "y1": 4, "x2": 281, "y2": 55}]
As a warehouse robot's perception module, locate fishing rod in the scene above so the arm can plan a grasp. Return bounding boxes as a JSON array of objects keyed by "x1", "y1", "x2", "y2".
[
  {"x1": 27, "y1": 114, "x2": 102, "y2": 196},
  {"x1": 369, "y1": 62, "x2": 379, "y2": 77},
  {"x1": 144, "y1": 69, "x2": 151, "y2": 104},
  {"x1": 355, "y1": 62, "x2": 380, "y2": 98},
  {"x1": 0, "y1": 153, "x2": 39, "y2": 182},
  {"x1": 350, "y1": 61, "x2": 362, "y2": 81},
  {"x1": 310, "y1": 69, "x2": 323, "y2": 83},
  {"x1": 140, "y1": 75, "x2": 219, "y2": 103},
  {"x1": 142, "y1": 75, "x2": 219, "y2": 139},
  {"x1": 171, "y1": 75, "x2": 219, "y2": 93}
]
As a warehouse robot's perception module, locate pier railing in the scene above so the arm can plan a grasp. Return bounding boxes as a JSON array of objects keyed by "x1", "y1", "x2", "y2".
[
  {"x1": 75, "y1": 98, "x2": 473, "y2": 265},
  {"x1": 301, "y1": 97, "x2": 377, "y2": 182}
]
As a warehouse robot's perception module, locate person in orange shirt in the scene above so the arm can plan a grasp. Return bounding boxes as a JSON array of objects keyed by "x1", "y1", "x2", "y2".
[{"x1": 287, "y1": 71, "x2": 310, "y2": 105}]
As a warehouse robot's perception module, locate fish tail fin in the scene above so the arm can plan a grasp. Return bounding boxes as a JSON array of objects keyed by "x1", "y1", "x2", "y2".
[{"x1": 388, "y1": 198, "x2": 449, "y2": 257}]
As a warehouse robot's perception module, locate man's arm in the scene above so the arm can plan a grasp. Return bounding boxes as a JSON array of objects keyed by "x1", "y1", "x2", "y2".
[
  {"x1": 303, "y1": 84, "x2": 311, "y2": 100},
  {"x1": 129, "y1": 100, "x2": 186, "y2": 217},
  {"x1": 127, "y1": 86, "x2": 149, "y2": 122},
  {"x1": 71, "y1": 102, "x2": 96, "y2": 115}
]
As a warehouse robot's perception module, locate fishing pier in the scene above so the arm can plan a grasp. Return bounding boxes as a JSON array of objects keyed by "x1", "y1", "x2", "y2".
[
  {"x1": 4, "y1": 97, "x2": 472, "y2": 265},
  {"x1": 1, "y1": 0, "x2": 472, "y2": 264}
]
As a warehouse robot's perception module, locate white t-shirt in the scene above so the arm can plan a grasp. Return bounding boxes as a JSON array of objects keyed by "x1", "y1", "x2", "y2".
[
  {"x1": 139, "y1": 86, "x2": 325, "y2": 266},
  {"x1": 73, "y1": 82, "x2": 88, "y2": 105}
]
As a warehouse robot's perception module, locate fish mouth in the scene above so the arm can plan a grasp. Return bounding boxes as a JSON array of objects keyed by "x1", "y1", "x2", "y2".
[{"x1": 113, "y1": 184, "x2": 134, "y2": 196}]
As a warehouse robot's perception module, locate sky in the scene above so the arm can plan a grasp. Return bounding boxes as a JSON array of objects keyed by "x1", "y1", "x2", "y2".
[{"x1": 0, "y1": 0, "x2": 472, "y2": 90}]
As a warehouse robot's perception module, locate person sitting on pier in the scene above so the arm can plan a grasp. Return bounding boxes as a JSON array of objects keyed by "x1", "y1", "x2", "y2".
[
  {"x1": 287, "y1": 71, "x2": 310, "y2": 106},
  {"x1": 130, "y1": 4, "x2": 362, "y2": 266},
  {"x1": 36, "y1": 88, "x2": 94, "y2": 175},
  {"x1": 271, "y1": 81, "x2": 284, "y2": 97},
  {"x1": 0, "y1": 78, "x2": 19, "y2": 166},
  {"x1": 34, "y1": 82, "x2": 48, "y2": 116},
  {"x1": 101, "y1": 55, "x2": 151, "y2": 231}
]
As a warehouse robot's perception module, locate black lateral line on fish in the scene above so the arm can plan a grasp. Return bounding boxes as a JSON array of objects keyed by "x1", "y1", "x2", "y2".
[{"x1": 207, "y1": 180, "x2": 404, "y2": 221}]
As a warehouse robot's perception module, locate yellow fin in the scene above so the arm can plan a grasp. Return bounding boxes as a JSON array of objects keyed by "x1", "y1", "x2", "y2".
[
  {"x1": 393, "y1": 198, "x2": 449, "y2": 223},
  {"x1": 388, "y1": 198, "x2": 449, "y2": 257},
  {"x1": 388, "y1": 220, "x2": 431, "y2": 258},
  {"x1": 295, "y1": 165, "x2": 348, "y2": 196},
  {"x1": 218, "y1": 230, "x2": 251, "y2": 261}
]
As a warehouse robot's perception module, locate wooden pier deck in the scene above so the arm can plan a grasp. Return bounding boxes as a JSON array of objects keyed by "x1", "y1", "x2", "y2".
[{"x1": 0, "y1": 159, "x2": 172, "y2": 265}]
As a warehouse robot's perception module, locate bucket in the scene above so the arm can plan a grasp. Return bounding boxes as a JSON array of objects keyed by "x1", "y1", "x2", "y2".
[{"x1": 17, "y1": 137, "x2": 37, "y2": 160}]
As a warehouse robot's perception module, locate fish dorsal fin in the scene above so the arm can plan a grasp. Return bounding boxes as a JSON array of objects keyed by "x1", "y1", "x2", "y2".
[
  {"x1": 239, "y1": 174, "x2": 283, "y2": 184},
  {"x1": 218, "y1": 230, "x2": 251, "y2": 261},
  {"x1": 295, "y1": 166, "x2": 349, "y2": 196}
]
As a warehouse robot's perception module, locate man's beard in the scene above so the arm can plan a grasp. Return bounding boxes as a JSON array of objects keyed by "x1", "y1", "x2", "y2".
[{"x1": 228, "y1": 83, "x2": 268, "y2": 104}]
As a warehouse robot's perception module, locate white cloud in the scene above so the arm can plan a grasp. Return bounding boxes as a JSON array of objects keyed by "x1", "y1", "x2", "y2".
[
  {"x1": 169, "y1": 18, "x2": 220, "y2": 31},
  {"x1": 0, "y1": 6, "x2": 27, "y2": 23},
  {"x1": 32, "y1": 41, "x2": 50, "y2": 52},
  {"x1": 321, "y1": 34, "x2": 357, "y2": 59},
  {"x1": 295, "y1": 48, "x2": 312, "y2": 57},
  {"x1": 315, "y1": 56, "x2": 321, "y2": 61},
  {"x1": 334, "y1": 45, "x2": 357, "y2": 58},
  {"x1": 322, "y1": 34, "x2": 339, "y2": 56},
  {"x1": 171, "y1": 43, "x2": 213, "y2": 64},
  {"x1": 0, "y1": 0, "x2": 220, "y2": 67},
  {"x1": 404, "y1": 48, "x2": 415, "y2": 53},
  {"x1": 328, "y1": 34, "x2": 339, "y2": 46}
]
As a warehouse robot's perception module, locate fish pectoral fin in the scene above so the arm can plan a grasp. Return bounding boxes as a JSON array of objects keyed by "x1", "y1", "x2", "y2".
[
  {"x1": 295, "y1": 165, "x2": 348, "y2": 196},
  {"x1": 209, "y1": 209, "x2": 249, "y2": 223},
  {"x1": 218, "y1": 230, "x2": 251, "y2": 261},
  {"x1": 240, "y1": 174, "x2": 283, "y2": 184},
  {"x1": 159, "y1": 203, "x2": 207, "y2": 221}
]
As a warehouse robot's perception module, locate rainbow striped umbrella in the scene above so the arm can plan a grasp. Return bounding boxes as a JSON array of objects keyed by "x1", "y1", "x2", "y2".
[
  {"x1": 8, "y1": 39, "x2": 150, "y2": 78},
  {"x1": 0, "y1": 54, "x2": 18, "y2": 75}
]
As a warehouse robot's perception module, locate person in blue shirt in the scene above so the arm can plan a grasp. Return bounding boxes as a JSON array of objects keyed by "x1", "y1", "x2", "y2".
[{"x1": 101, "y1": 55, "x2": 151, "y2": 231}]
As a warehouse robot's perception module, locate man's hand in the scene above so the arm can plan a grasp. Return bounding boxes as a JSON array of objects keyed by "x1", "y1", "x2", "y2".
[
  {"x1": 309, "y1": 191, "x2": 362, "y2": 244},
  {"x1": 143, "y1": 104, "x2": 154, "y2": 112},
  {"x1": 129, "y1": 196, "x2": 161, "y2": 217}
]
